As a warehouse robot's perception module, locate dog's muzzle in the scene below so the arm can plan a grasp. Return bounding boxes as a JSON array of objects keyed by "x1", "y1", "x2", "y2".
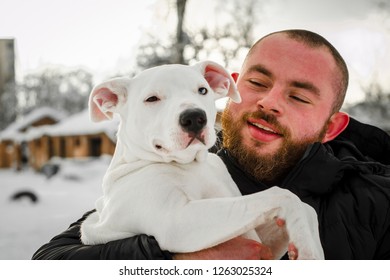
[{"x1": 179, "y1": 108, "x2": 207, "y2": 146}]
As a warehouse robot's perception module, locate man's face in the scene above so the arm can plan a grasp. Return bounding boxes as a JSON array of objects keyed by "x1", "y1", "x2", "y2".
[{"x1": 222, "y1": 34, "x2": 339, "y2": 184}]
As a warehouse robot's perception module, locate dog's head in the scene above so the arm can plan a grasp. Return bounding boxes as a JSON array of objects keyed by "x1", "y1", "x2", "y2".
[{"x1": 89, "y1": 61, "x2": 240, "y2": 164}]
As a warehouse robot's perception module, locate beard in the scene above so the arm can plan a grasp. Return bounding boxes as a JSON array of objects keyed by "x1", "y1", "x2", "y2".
[{"x1": 221, "y1": 108, "x2": 328, "y2": 185}]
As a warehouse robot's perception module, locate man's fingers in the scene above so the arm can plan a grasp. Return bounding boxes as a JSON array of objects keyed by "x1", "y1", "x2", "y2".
[
  {"x1": 288, "y1": 243, "x2": 298, "y2": 260},
  {"x1": 276, "y1": 218, "x2": 285, "y2": 227}
]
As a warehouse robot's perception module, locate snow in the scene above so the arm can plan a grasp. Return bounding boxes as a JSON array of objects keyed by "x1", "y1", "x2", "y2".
[{"x1": 0, "y1": 156, "x2": 111, "y2": 260}]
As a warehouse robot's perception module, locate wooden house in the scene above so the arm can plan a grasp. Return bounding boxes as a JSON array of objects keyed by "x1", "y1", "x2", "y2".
[
  {"x1": 0, "y1": 107, "x2": 64, "y2": 169},
  {"x1": 24, "y1": 109, "x2": 118, "y2": 170},
  {"x1": 0, "y1": 108, "x2": 118, "y2": 170}
]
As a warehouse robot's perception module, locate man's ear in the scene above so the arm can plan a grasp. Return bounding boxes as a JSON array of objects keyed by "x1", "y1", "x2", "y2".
[
  {"x1": 322, "y1": 112, "x2": 350, "y2": 143},
  {"x1": 194, "y1": 61, "x2": 241, "y2": 103},
  {"x1": 89, "y1": 77, "x2": 131, "y2": 122}
]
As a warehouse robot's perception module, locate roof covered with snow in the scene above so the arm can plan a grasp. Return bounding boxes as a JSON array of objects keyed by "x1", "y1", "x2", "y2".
[
  {"x1": 24, "y1": 109, "x2": 119, "y2": 142},
  {"x1": 0, "y1": 107, "x2": 66, "y2": 141},
  {"x1": 0, "y1": 108, "x2": 119, "y2": 143}
]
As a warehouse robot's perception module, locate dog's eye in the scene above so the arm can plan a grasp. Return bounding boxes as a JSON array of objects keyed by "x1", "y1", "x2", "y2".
[
  {"x1": 145, "y1": 96, "x2": 160, "y2": 103},
  {"x1": 198, "y1": 87, "x2": 208, "y2": 95}
]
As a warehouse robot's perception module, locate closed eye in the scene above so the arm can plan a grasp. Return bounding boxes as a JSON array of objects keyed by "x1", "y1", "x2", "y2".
[
  {"x1": 290, "y1": 95, "x2": 310, "y2": 104},
  {"x1": 145, "y1": 96, "x2": 160, "y2": 102},
  {"x1": 249, "y1": 79, "x2": 267, "y2": 88}
]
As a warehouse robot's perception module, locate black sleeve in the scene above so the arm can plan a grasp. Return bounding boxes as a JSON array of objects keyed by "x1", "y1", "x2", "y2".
[
  {"x1": 375, "y1": 225, "x2": 390, "y2": 260},
  {"x1": 31, "y1": 210, "x2": 173, "y2": 260}
]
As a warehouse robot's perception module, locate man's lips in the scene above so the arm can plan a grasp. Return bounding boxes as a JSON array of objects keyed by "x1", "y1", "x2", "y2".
[{"x1": 247, "y1": 118, "x2": 282, "y2": 142}]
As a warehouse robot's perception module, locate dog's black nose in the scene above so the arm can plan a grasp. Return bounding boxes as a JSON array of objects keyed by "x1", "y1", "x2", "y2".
[{"x1": 179, "y1": 108, "x2": 207, "y2": 134}]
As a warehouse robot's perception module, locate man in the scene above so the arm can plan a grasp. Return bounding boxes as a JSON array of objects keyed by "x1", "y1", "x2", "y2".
[{"x1": 32, "y1": 29, "x2": 390, "y2": 260}]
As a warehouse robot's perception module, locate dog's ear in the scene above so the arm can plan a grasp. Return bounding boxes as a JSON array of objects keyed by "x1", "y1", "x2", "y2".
[
  {"x1": 89, "y1": 77, "x2": 131, "y2": 122},
  {"x1": 195, "y1": 61, "x2": 241, "y2": 103}
]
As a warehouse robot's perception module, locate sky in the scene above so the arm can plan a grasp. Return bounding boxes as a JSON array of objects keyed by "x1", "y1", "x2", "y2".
[{"x1": 1, "y1": 0, "x2": 390, "y2": 105}]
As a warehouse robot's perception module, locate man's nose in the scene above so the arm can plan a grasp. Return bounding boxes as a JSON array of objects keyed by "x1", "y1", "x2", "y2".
[{"x1": 256, "y1": 87, "x2": 283, "y2": 115}]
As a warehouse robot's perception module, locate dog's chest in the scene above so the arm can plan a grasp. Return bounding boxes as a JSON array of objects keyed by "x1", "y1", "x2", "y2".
[
  {"x1": 109, "y1": 155, "x2": 241, "y2": 202},
  {"x1": 168, "y1": 157, "x2": 240, "y2": 200}
]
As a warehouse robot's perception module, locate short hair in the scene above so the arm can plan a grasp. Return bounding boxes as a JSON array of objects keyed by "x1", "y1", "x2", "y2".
[{"x1": 248, "y1": 29, "x2": 349, "y2": 113}]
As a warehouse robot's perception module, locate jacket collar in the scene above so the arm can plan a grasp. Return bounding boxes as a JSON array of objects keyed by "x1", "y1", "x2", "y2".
[
  {"x1": 280, "y1": 143, "x2": 344, "y2": 197},
  {"x1": 218, "y1": 139, "x2": 385, "y2": 199},
  {"x1": 217, "y1": 144, "x2": 344, "y2": 197},
  {"x1": 217, "y1": 117, "x2": 390, "y2": 198}
]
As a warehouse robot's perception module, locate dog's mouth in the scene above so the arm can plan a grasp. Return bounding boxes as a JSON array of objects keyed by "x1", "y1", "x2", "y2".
[
  {"x1": 185, "y1": 133, "x2": 206, "y2": 148},
  {"x1": 153, "y1": 132, "x2": 207, "y2": 154}
]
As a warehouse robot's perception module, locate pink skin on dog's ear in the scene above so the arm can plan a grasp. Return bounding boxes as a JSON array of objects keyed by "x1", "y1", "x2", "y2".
[
  {"x1": 198, "y1": 61, "x2": 241, "y2": 103},
  {"x1": 89, "y1": 88, "x2": 118, "y2": 122},
  {"x1": 204, "y1": 68, "x2": 230, "y2": 95},
  {"x1": 89, "y1": 77, "x2": 130, "y2": 122}
]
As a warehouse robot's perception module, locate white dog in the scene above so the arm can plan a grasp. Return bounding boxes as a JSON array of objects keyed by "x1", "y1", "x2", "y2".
[{"x1": 80, "y1": 61, "x2": 324, "y2": 260}]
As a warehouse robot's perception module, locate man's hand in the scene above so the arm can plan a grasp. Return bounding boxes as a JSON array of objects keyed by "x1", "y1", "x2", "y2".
[
  {"x1": 276, "y1": 218, "x2": 298, "y2": 260},
  {"x1": 173, "y1": 237, "x2": 273, "y2": 260}
]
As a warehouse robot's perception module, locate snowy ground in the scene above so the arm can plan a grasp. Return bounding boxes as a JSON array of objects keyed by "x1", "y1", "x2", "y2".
[{"x1": 0, "y1": 156, "x2": 111, "y2": 260}]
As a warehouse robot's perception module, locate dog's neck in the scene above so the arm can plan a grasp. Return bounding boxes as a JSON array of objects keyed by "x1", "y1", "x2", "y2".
[
  {"x1": 108, "y1": 138, "x2": 144, "y2": 168},
  {"x1": 110, "y1": 138, "x2": 208, "y2": 167},
  {"x1": 102, "y1": 139, "x2": 149, "y2": 192},
  {"x1": 104, "y1": 135, "x2": 208, "y2": 190}
]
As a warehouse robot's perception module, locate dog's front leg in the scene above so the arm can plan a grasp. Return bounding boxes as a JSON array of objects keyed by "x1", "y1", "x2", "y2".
[
  {"x1": 152, "y1": 190, "x2": 284, "y2": 253},
  {"x1": 154, "y1": 186, "x2": 323, "y2": 259}
]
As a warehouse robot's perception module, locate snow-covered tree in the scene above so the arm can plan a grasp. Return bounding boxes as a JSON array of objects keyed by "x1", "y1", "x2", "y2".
[
  {"x1": 136, "y1": 0, "x2": 262, "y2": 70},
  {"x1": 19, "y1": 67, "x2": 93, "y2": 116}
]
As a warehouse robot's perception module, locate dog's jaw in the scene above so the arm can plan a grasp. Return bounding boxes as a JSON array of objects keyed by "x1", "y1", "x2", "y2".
[
  {"x1": 151, "y1": 139, "x2": 211, "y2": 164},
  {"x1": 195, "y1": 149, "x2": 208, "y2": 162},
  {"x1": 114, "y1": 131, "x2": 212, "y2": 165},
  {"x1": 149, "y1": 126, "x2": 215, "y2": 164}
]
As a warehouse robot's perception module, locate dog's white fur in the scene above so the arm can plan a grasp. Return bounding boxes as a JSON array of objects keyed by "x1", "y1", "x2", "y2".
[{"x1": 80, "y1": 61, "x2": 324, "y2": 259}]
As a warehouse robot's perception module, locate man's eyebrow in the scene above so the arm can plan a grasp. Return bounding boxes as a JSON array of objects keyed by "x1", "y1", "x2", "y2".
[
  {"x1": 247, "y1": 64, "x2": 320, "y2": 96},
  {"x1": 291, "y1": 81, "x2": 320, "y2": 96},
  {"x1": 247, "y1": 64, "x2": 273, "y2": 78}
]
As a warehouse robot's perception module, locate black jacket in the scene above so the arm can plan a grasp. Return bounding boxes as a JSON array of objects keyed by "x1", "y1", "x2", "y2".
[
  {"x1": 32, "y1": 118, "x2": 390, "y2": 260},
  {"x1": 32, "y1": 210, "x2": 172, "y2": 260}
]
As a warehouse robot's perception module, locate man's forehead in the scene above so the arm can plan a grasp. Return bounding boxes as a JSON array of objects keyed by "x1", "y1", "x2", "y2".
[
  {"x1": 250, "y1": 33, "x2": 310, "y2": 56},
  {"x1": 245, "y1": 34, "x2": 335, "y2": 71}
]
